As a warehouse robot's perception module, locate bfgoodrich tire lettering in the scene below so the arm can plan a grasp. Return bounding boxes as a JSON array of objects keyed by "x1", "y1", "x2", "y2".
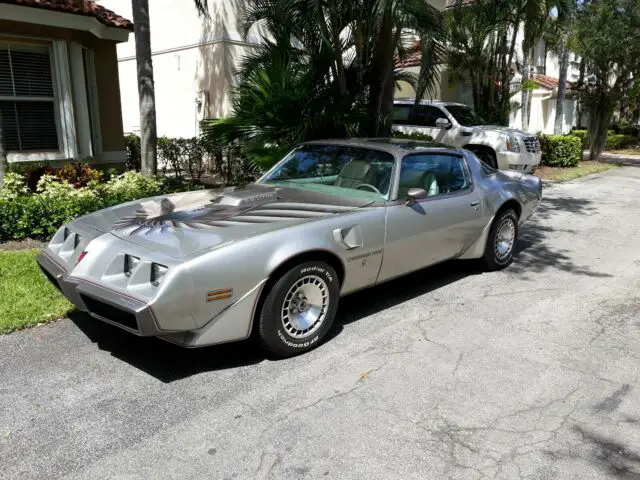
[
  {"x1": 258, "y1": 261, "x2": 339, "y2": 357},
  {"x1": 483, "y1": 209, "x2": 518, "y2": 271}
]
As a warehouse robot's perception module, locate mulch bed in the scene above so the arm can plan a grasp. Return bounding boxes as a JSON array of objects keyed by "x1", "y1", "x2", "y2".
[{"x1": 0, "y1": 239, "x2": 47, "y2": 252}]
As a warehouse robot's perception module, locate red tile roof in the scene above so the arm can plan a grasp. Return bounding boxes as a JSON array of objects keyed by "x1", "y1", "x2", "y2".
[
  {"x1": 532, "y1": 74, "x2": 575, "y2": 91},
  {"x1": 395, "y1": 50, "x2": 422, "y2": 69},
  {"x1": 1, "y1": 0, "x2": 134, "y2": 31}
]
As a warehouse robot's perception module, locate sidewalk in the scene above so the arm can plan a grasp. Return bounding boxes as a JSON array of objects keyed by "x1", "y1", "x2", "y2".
[{"x1": 584, "y1": 150, "x2": 640, "y2": 166}]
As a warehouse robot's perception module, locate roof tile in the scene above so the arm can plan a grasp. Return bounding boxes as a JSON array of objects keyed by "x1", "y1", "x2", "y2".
[{"x1": 1, "y1": 0, "x2": 133, "y2": 31}]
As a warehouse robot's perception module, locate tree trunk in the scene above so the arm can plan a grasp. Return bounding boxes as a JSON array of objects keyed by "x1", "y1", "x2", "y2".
[
  {"x1": 368, "y1": 5, "x2": 395, "y2": 136},
  {"x1": 554, "y1": 40, "x2": 570, "y2": 135},
  {"x1": 500, "y1": 23, "x2": 519, "y2": 124},
  {"x1": 576, "y1": 57, "x2": 586, "y2": 128},
  {"x1": 0, "y1": 112, "x2": 7, "y2": 187},
  {"x1": 588, "y1": 83, "x2": 614, "y2": 160},
  {"x1": 521, "y1": 41, "x2": 530, "y2": 131},
  {"x1": 132, "y1": 0, "x2": 158, "y2": 175},
  {"x1": 619, "y1": 73, "x2": 630, "y2": 122}
]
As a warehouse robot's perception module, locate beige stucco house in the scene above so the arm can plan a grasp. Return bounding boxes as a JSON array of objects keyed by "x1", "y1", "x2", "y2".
[
  {"x1": 98, "y1": 0, "x2": 448, "y2": 139},
  {"x1": 0, "y1": 0, "x2": 132, "y2": 167}
]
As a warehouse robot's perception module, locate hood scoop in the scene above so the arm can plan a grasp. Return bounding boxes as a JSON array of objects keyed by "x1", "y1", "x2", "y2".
[{"x1": 212, "y1": 188, "x2": 279, "y2": 207}]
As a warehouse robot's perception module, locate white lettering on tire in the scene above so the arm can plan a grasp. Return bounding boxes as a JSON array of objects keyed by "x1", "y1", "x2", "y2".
[
  {"x1": 278, "y1": 330, "x2": 319, "y2": 348},
  {"x1": 300, "y1": 266, "x2": 333, "y2": 283}
]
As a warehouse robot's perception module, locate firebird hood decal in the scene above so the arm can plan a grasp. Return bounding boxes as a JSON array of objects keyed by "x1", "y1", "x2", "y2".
[
  {"x1": 73, "y1": 185, "x2": 376, "y2": 259},
  {"x1": 112, "y1": 200, "x2": 358, "y2": 236}
]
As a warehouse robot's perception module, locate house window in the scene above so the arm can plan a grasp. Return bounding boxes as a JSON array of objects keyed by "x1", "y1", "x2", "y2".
[{"x1": 0, "y1": 43, "x2": 59, "y2": 152}]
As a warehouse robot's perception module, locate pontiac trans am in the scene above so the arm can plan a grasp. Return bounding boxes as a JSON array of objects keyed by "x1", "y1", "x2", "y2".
[{"x1": 37, "y1": 139, "x2": 542, "y2": 357}]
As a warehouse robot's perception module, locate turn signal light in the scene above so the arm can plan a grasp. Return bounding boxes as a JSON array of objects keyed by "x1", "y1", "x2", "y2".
[{"x1": 77, "y1": 251, "x2": 88, "y2": 264}]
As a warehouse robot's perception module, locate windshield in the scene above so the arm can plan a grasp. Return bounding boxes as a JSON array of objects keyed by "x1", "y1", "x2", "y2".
[
  {"x1": 258, "y1": 144, "x2": 396, "y2": 200},
  {"x1": 444, "y1": 105, "x2": 487, "y2": 127}
]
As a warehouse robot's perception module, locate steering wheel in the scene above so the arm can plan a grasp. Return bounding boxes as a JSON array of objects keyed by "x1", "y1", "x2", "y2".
[{"x1": 355, "y1": 183, "x2": 381, "y2": 194}]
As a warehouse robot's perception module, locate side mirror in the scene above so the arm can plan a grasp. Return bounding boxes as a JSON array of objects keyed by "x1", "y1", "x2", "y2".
[
  {"x1": 435, "y1": 118, "x2": 452, "y2": 129},
  {"x1": 405, "y1": 188, "x2": 427, "y2": 205}
]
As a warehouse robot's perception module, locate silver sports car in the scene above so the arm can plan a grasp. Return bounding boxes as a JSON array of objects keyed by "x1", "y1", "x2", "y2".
[{"x1": 37, "y1": 138, "x2": 542, "y2": 357}]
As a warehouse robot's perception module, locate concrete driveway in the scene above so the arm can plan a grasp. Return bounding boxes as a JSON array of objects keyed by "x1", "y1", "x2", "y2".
[{"x1": 2, "y1": 167, "x2": 640, "y2": 480}]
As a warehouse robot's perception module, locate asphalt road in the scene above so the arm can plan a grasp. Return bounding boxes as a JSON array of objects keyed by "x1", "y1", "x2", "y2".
[{"x1": 2, "y1": 167, "x2": 640, "y2": 480}]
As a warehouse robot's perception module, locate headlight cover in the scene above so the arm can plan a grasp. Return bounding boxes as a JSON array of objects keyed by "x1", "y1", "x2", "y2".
[
  {"x1": 506, "y1": 136, "x2": 521, "y2": 152},
  {"x1": 150, "y1": 263, "x2": 168, "y2": 286},
  {"x1": 124, "y1": 254, "x2": 140, "y2": 277}
]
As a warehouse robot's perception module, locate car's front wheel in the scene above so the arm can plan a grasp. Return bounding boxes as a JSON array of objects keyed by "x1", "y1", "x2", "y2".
[
  {"x1": 483, "y1": 209, "x2": 518, "y2": 270},
  {"x1": 258, "y1": 261, "x2": 340, "y2": 357}
]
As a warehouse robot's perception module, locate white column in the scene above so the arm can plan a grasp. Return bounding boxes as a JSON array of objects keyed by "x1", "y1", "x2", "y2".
[
  {"x1": 69, "y1": 42, "x2": 92, "y2": 158},
  {"x1": 52, "y1": 40, "x2": 78, "y2": 159}
]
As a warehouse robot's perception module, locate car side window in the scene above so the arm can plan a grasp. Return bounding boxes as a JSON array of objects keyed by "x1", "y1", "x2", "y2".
[
  {"x1": 392, "y1": 105, "x2": 412, "y2": 125},
  {"x1": 398, "y1": 154, "x2": 470, "y2": 199},
  {"x1": 409, "y1": 106, "x2": 448, "y2": 128}
]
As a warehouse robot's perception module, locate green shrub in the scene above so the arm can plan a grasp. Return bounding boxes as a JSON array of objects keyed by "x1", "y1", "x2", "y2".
[
  {"x1": 0, "y1": 170, "x2": 168, "y2": 242},
  {"x1": 98, "y1": 171, "x2": 165, "y2": 205},
  {"x1": 124, "y1": 133, "x2": 141, "y2": 171},
  {"x1": 539, "y1": 134, "x2": 582, "y2": 167},
  {"x1": 610, "y1": 123, "x2": 640, "y2": 137},
  {"x1": 569, "y1": 129, "x2": 588, "y2": 149},
  {"x1": 391, "y1": 130, "x2": 434, "y2": 141},
  {"x1": 606, "y1": 134, "x2": 639, "y2": 150}
]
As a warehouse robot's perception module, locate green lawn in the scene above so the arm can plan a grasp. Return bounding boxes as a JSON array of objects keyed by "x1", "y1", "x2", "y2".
[
  {"x1": 535, "y1": 161, "x2": 618, "y2": 182},
  {"x1": 0, "y1": 249, "x2": 72, "y2": 334}
]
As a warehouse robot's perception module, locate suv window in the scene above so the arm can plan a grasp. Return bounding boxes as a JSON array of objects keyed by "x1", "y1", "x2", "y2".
[
  {"x1": 411, "y1": 105, "x2": 448, "y2": 127},
  {"x1": 398, "y1": 154, "x2": 470, "y2": 198},
  {"x1": 392, "y1": 104, "x2": 449, "y2": 127}
]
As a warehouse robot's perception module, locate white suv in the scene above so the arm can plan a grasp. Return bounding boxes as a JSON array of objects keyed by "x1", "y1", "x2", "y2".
[{"x1": 392, "y1": 100, "x2": 541, "y2": 173}]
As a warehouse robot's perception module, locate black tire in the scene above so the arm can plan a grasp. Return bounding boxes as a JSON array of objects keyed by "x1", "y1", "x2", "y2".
[
  {"x1": 258, "y1": 261, "x2": 340, "y2": 357},
  {"x1": 472, "y1": 148, "x2": 498, "y2": 170},
  {"x1": 483, "y1": 209, "x2": 518, "y2": 271}
]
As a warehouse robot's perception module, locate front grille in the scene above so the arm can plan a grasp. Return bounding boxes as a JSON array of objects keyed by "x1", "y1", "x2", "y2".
[
  {"x1": 523, "y1": 137, "x2": 541, "y2": 153},
  {"x1": 39, "y1": 265, "x2": 62, "y2": 292},
  {"x1": 79, "y1": 294, "x2": 138, "y2": 331}
]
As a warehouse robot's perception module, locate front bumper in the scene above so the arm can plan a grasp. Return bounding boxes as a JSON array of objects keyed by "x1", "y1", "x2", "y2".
[
  {"x1": 497, "y1": 151, "x2": 541, "y2": 173},
  {"x1": 36, "y1": 250, "x2": 163, "y2": 336}
]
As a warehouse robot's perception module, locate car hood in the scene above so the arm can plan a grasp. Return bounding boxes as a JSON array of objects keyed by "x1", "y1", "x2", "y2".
[
  {"x1": 470, "y1": 125, "x2": 532, "y2": 137},
  {"x1": 73, "y1": 185, "x2": 372, "y2": 259}
]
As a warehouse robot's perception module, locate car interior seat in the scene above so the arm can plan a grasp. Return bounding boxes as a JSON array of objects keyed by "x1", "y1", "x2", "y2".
[{"x1": 334, "y1": 159, "x2": 377, "y2": 189}]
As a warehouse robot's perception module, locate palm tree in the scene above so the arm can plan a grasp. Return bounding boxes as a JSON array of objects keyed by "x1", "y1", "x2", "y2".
[
  {"x1": 204, "y1": 0, "x2": 445, "y2": 146},
  {"x1": 544, "y1": 1, "x2": 576, "y2": 134},
  {"x1": 130, "y1": 0, "x2": 209, "y2": 175},
  {"x1": 445, "y1": 0, "x2": 515, "y2": 123},
  {"x1": 518, "y1": 0, "x2": 553, "y2": 132},
  {"x1": 518, "y1": 0, "x2": 575, "y2": 132}
]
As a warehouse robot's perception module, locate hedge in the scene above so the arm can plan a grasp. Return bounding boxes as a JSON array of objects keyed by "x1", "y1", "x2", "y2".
[
  {"x1": 0, "y1": 170, "x2": 193, "y2": 242},
  {"x1": 391, "y1": 130, "x2": 434, "y2": 141},
  {"x1": 539, "y1": 135, "x2": 582, "y2": 167},
  {"x1": 606, "y1": 134, "x2": 639, "y2": 150},
  {"x1": 569, "y1": 129, "x2": 588, "y2": 149}
]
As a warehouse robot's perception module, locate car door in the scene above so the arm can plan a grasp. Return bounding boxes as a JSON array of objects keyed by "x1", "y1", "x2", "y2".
[{"x1": 377, "y1": 152, "x2": 486, "y2": 283}]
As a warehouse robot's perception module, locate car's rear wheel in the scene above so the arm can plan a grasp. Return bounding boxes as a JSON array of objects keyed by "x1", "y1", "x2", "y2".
[
  {"x1": 483, "y1": 209, "x2": 518, "y2": 270},
  {"x1": 258, "y1": 261, "x2": 340, "y2": 357}
]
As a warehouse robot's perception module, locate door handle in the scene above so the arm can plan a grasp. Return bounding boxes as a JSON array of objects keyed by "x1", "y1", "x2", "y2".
[{"x1": 470, "y1": 201, "x2": 480, "y2": 207}]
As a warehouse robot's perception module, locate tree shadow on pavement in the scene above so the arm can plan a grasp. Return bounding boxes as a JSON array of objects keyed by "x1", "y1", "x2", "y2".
[
  {"x1": 545, "y1": 426, "x2": 640, "y2": 479},
  {"x1": 509, "y1": 194, "x2": 613, "y2": 279}
]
